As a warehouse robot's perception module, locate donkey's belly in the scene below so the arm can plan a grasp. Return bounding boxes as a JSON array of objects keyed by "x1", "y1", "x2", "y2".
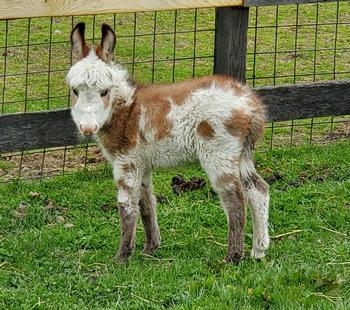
[{"x1": 147, "y1": 140, "x2": 197, "y2": 169}]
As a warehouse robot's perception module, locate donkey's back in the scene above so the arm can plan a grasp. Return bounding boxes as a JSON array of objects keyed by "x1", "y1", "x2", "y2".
[{"x1": 130, "y1": 75, "x2": 266, "y2": 169}]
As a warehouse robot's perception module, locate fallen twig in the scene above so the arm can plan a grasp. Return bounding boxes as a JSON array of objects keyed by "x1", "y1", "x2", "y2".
[
  {"x1": 319, "y1": 226, "x2": 347, "y2": 236},
  {"x1": 141, "y1": 253, "x2": 174, "y2": 262},
  {"x1": 326, "y1": 261, "x2": 350, "y2": 266},
  {"x1": 131, "y1": 293, "x2": 157, "y2": 304},
  {"x1": 206, "y1": 237, "x2": 226, "y2": 247},
  {"x1": 30, "y1": 298, "x2": 45, "y2": 310},
  {"x1": 272, "y1": 229, "x2": 303, "y2": 240},
  {"x1": 310, "y1": 292, "x2": 341, "y2": 305},
  {"x1": 160, "y1": 241, "x2": 188, "y2": 248}
]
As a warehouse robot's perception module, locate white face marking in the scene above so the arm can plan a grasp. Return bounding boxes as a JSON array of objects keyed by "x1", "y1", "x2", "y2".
[
  {"x1": 70, "y1": 84, "x2": 112, "y2": 135},
  {"x1": 66, "y1": 50, "x2": 134, "y2": 136},
  {"x1": 67, "y1": 52, "x2": 114, "y2": 135}
]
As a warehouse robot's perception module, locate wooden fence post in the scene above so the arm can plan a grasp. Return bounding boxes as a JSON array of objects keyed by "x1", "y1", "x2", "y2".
[{"x1": 214, "y1": 7, "x2": 249, "y2": 83}]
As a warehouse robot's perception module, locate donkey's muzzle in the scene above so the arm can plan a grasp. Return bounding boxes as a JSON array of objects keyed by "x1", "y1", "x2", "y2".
[{"x1": 79, "y1": 124, "x2": 97, "y2": 136}]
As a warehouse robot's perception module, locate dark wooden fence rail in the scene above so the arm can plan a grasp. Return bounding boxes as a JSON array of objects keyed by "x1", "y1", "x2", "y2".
[
  {"x1": 1, "y1": 0, "x2": 349, "y2": 153},
  {"x1": 1, "y1": 80, "x2": 349, "y2": 153}
]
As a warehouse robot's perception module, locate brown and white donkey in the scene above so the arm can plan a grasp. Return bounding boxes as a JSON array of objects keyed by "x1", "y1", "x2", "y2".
[{"x1": 66, "y1": 23, "x2": 270, "y2": 263}]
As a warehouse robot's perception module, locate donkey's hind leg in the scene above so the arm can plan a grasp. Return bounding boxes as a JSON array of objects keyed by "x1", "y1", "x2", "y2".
[
  {"x1": 240, "y1": 156, "x2": 270, "y2": 259},
  {"x1": 218, "y1": 178, "x2": 246, "y2": 263},
  {"x1": 201, "y1": 155, "x2": 246, "y2": 264}
]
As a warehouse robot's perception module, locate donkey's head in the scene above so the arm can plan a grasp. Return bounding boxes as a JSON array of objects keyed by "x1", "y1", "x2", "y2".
[{"x1": 67, "y1": 23, "x2": 133, "y2": 136}]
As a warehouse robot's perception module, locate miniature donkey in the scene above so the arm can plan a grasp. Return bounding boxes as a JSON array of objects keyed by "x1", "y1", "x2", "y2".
[{"x1": 66, "y1": 23, "x2": 270, "y2": 264}]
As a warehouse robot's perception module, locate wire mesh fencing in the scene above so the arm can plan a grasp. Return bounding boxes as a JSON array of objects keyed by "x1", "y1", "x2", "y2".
[
  {"x1": 247, "y1": 2, "x2": 350, "y2": 150},
  {"x1": 0, "y1": 2, "x2": 349, "y2": 182}
]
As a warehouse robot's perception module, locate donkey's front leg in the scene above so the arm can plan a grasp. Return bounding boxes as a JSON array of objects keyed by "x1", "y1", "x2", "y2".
[
  {"x1": 139, "y1": 171, "x2": 161, "y2": 255},
  {"x1": 114, "y1": 165, "x2": 142, "y2": 262},
  {"x1": 116, "y1": 202, "x2": 138, "y2": 262}
]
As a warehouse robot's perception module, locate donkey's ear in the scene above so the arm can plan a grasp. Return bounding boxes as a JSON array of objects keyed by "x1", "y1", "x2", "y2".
[
  {"x1": 98, "y1": 24, "x2": 116, "y2": 62},
  {"x1": 71, "y1": 22, "x2": 89, "y2": 61}
]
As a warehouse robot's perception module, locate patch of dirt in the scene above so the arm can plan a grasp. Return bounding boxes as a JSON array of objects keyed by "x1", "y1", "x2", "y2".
[
  {"x1": 0, "y1": 145, "x2": 105, "y2": 181},
  {"x1": 312, "y1": 122, "x2": 350, "y2": 144}
]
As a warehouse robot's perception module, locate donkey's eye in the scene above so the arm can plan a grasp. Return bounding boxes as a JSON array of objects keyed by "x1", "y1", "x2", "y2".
[
  {"x1": 73, "y1": 89, "x2": 79, "y2": 97},
  {"x1": 100, "y1": 90, "x2": 109, "y2": 97}
]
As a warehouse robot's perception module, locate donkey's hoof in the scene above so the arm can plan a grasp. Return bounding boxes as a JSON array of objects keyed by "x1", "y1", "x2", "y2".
[
  {"x1": 223, "y1": 253, "x2": 242, "y2": 264},
  {"x1": 114, "y1": 253, "x2": 131, "y2": 263},
  {"x1": 141, "y1": 247, "x2": 157, "y2": 256},
  {"x1": 251, "y1": 247, "x2": 267, "y2": 260},
  {"x1": 141, "y1": 241, "x2": 160, "y2": 255}
]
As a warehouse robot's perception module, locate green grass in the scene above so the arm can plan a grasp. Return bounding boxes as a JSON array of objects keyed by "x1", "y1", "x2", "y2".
[
  {"x1": 1, "y1": 141, "x2": 350, "y2": 309},
  {"x1": 0, "y1": 5, "x2": 350, "y2": 307},
  {"x1": 1, "y1": 3, "x2": 350, "y2": 113}
]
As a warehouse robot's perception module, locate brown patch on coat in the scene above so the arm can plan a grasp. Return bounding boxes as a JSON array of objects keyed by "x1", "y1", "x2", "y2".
[
  {"x1": 249, "y1": 173, "x2": 269, "y2": 194},
  {"x1": 135, "y1": 74, "x2": 239, "y2": 108},
  {"x1": 133, "y1": 74, "x2": 241, "y2": 141},
  {"x1": 133, "y1": 87, "x2": 173, "y2": 140},
  {"x1": 221, "y1": 81, "x2": 266, "y2": 144},
  {"x1": 117, "y1": 179, "x2": 131, "y2": 192},
  {"x1": 216, "y1": 173, "x2": 237, "y2": 189},
  {"x1": 122, "y1": 163, "x2": 136, "y2": 174},
  {"x1": 224, "y1": 109, "x2": 252, "y2": 141},
  {"x1": 247, "y1": 94, "x2": 266, "y2": 143},
  {"x1": 197, "y1": 120, "x2": 215, "y2": 139},
  {"x1": 98, "y1": 100, "x2": 141, "y2": 154},
  {"x1": 144, "y1": 99, "x2": 172, "y2": 140}
]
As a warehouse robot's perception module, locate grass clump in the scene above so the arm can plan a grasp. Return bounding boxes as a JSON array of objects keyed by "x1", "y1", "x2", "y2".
[{"x1": 1, "y1": 141, "x2": 350, "y2": 309}]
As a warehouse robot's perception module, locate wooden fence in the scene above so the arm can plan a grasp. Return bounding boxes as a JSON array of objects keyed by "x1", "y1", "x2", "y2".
[{"x1": 0, "y1": 0, "x2": 349, "y2": 153}]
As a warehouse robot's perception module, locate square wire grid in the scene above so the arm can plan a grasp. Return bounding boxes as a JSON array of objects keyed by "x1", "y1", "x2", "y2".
[
  {"x1": 246, "y1": 2, "x2": 350, "y2": 150},
  {"x1": 0, "y1": 3, "x2": 349, "y2": 182},
  {"x1": 0, "y1": 9, "x2": 216, "y2": 181}
]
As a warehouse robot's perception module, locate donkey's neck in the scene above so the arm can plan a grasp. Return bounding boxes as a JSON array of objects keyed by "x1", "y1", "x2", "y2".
[
  {"x1": 97, "y1": 92, "x2": 141, "y2": 157},
  {"x1": 109, "y1": 64, "x2": 136, "y2": 107}
]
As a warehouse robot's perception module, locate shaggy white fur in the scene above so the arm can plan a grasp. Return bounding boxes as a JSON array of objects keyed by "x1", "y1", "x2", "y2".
[{"x1": 66, "y1": 23, "x2": 270, "y2": 263}]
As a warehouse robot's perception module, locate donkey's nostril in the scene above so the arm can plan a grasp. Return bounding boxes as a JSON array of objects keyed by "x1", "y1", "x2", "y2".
[{"x1": 79, "y1": 124, "x2": 97, "y2": 136}]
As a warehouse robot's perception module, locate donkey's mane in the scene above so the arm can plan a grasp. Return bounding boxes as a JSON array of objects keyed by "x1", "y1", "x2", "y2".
[{"x1": 67, "y1": 49, "x2": 129, "y2": 89}]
